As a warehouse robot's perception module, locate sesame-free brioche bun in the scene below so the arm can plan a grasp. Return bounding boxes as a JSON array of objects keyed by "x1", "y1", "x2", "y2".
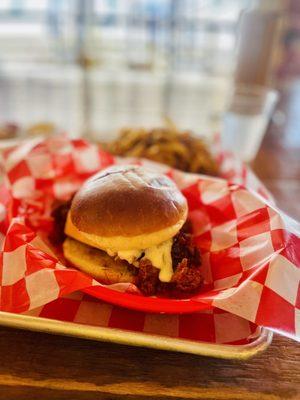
[{"x1": 65, "y1": 165, "x2": 187, "y2": 251}]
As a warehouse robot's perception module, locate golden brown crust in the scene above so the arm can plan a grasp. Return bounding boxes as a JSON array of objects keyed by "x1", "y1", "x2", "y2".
[
  {"x1": 63, "y1": 237, "x2": 136, "y2": 284},
  {"x1": 70, "y1": 165, "x2": 187, "y2": 237}
]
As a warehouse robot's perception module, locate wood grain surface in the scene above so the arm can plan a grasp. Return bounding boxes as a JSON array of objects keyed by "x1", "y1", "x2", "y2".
[
  {"x1": 0, "y1": 83, "x2": 300, "y2": 399},
  {"x1": 0, "y1": 328, "x2": 299, "y2": 400}
]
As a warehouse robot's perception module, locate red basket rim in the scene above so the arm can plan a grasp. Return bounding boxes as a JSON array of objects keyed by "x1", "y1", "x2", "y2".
[{"x1": 83, "y1": 286, "x2": 212, "y2": 314}]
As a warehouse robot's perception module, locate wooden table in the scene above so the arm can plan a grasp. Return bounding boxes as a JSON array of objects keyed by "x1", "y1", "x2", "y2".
[{"x1": 0, "y1": 88, "x2": 300, "y2": 400}]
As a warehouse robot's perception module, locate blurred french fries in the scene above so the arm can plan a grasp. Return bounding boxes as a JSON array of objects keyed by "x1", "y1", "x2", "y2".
[{"x1": 104, "y1": 126, "x2": 219, "y2": 176}]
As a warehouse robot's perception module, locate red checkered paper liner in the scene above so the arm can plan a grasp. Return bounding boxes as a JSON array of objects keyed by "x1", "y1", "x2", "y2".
[
  {"x1": 24, "y1": 292, "x2": 260, "y2": 345},
  {"x1": 0, "y1": 136, "x2": 299, "y2": 342}
]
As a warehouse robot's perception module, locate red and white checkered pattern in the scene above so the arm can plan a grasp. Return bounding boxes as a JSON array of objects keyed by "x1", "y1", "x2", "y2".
[
  {"x1": 24, "y1": 292, "x2": 260, "y2": 345},
  {"x1": 0, "y1": 136, "x2": 299, "y2": 342}
]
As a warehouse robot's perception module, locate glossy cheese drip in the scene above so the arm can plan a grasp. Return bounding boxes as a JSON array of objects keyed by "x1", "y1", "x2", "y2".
[{"x1": 107, "y1": 239, "x2": 173, "y2": 282}]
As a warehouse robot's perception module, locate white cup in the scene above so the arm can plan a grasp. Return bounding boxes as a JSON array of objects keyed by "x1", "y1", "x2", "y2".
[{"x1": 221, "y1": 85, "x2": 279, "y2": 162}]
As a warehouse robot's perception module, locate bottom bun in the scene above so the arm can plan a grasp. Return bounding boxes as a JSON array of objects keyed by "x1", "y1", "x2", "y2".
[{"x1": 63, "y1": 237, "x2": 136, "y2": 284}]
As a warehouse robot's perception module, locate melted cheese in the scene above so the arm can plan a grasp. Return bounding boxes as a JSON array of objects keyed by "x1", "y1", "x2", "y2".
[
  {"x1": 144, "y1": 239, "x2": 173, "y2": 282},
  {"x1": 107, "y1": 239, "x2": 173, "y2": 282},
  {"x1": 115, "y1": 249, "x2": 141, "y2": 265}
]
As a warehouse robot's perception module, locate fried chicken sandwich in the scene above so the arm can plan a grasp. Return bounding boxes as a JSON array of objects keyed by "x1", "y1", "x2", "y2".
[{"x1": 61, "y1": 165, "x2": 202, "y2": 296}]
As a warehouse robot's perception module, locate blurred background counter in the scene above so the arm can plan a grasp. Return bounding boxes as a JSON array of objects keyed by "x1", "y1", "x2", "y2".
[
  {"x1": 0, "y1": 0, "x2": 278, "y2": 139},
  {"x1": 0, "y1": 0, "x2": 299, "y2": 149}
]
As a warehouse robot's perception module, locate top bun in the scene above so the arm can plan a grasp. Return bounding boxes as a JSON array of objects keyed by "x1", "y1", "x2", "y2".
[{"x1": 66, "y1": 165, "x2": 187, "y2": 250}]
